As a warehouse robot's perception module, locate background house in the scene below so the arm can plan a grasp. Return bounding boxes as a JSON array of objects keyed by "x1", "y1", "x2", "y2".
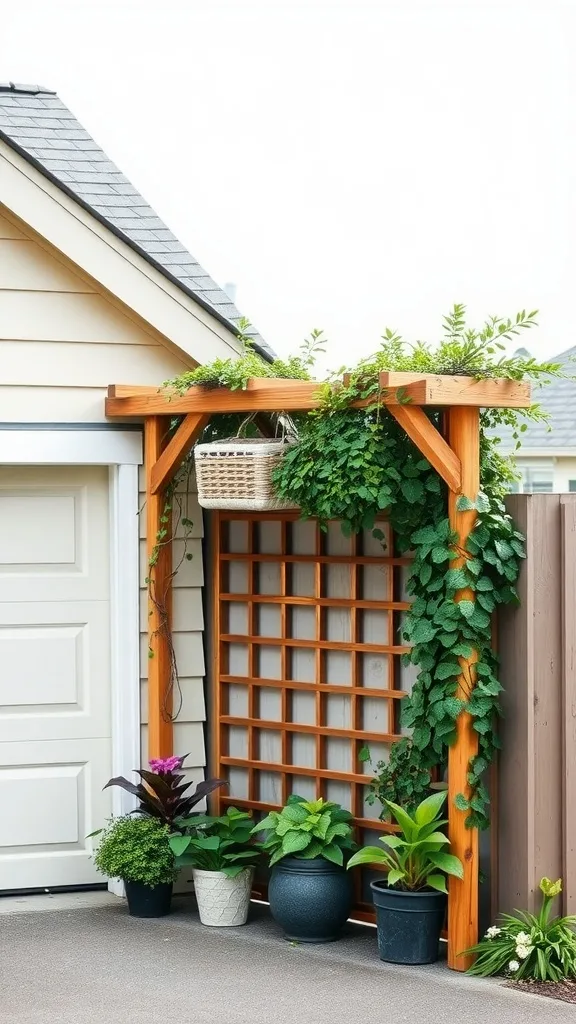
[
  {"x1": 499, "y1": 346, "x2": 576, "y2": 493},
  {"x1": 0, "y1": 83, "x2": 271, "y2": 893}
]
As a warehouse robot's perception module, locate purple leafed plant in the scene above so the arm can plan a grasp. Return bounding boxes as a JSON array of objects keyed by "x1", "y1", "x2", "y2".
[{"x1": 104, "y1": 754, "x2": 226, "y2": 827}]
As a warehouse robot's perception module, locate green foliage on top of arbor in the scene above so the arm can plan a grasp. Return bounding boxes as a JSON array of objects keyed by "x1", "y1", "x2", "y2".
[{"x1": 166, "y1": 305, "x2": 568, "y2": 828}]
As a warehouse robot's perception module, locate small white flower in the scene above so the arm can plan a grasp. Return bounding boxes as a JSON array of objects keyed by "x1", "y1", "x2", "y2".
[
  {"x1": 516, "y1": 931, "x2": 531, "y2": 945},
  {"x1": 485, "y1": 926, "x2": 501, "y2": 939},
  {"x1": 516, "y1": 944, "x2": 533, "y2": 960},
  {"x1": 508, "y1": 960, "x2": 520, "y2": 973}
]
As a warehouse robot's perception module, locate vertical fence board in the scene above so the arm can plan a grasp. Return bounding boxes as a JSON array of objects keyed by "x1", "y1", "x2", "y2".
[
  {"x1": 561, "y1": 497, "x2": 576, "y2": 914},
  {"x1": 498, "y1": 496, "x2": 564, "y2": 914}
]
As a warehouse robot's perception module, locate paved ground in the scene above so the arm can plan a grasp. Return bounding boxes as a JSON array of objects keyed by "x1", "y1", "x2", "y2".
[{"x1": 0, "y1": 891, "x2": 571, "y2": 1023}]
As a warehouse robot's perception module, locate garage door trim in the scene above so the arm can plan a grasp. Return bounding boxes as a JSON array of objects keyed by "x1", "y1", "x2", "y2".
[{"x1": 0, "y1": 427, "x2": 142, "y2": 895}]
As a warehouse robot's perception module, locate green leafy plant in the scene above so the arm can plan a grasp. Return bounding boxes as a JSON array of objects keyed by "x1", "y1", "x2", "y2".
[
  {"x1": 167, "y1": 322, "x2": 325, "y2": 394},
  {"x1": 346, "y1": 791, "x2": 463, "y2": 893},
  {"x1": 465, "y1": 877, "x2": 576, "y2": 981},
  {"x1": 271, "y1": 306, "x2": 563, "y2": 827},
  {"x1": 359, "y1": 743, "x2": 439, "y2": 816},
  {"x1": 168, "y1": 806, "x2": 263, "y2": 877},
  {"x1": 92, "y1": 815, "x2": 176, "y2": 887},
  {"x1": 251, "y1": 796, "x2": 356, "y2": 867},
  {"x1": 104, "y1": 755, "x2": 226, "y2": 828},
  {"x1": 164, "y1": 305, "x2": 565, "y2": 829}
]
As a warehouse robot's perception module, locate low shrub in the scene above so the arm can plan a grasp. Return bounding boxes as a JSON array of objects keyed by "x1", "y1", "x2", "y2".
[{"x1": 93, "y1": 815, "x2": 176, "y2": 888}]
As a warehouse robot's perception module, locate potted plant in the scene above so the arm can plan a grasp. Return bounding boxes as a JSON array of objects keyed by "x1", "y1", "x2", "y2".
[
  {"x1": 346, "y1": 791, "x2": 463, "y2": 964},
  {"x1": 169, "y1": 806, "x2": 262, "y2": 926},
  {"x1": 92, "y1": 815, "x2": 177, "y2": 917},
  {"x1": 104, "y1": 754, "x2": 226, "y2": 828},
  {"x1": 252, "y1": 795, "x2": 356, "y2": 943}
]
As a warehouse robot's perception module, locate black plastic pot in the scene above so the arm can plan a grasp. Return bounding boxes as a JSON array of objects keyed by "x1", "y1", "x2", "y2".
[
  {"x1": 124, "y1": 881, "x2": 173, "y2": 918},
  {"x1": 268, "y1": 856, "x2": 353, "y2": 942},
  {"x1": 371, "y1": 880, "x2": 446, "y2": 964}
]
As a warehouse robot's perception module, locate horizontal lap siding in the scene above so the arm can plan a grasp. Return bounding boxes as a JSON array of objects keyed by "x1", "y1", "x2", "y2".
[{"x1": 0, "y1": 207, "x2": 189, "y2": 422}]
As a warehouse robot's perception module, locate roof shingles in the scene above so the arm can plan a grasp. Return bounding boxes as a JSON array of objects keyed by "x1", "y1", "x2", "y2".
[
  {"x1": 0, "y1": 82, "x2": 273, "y2": 358},
  {"x1": 495, "y1": 346, "x2": 576, "y2": 450}
]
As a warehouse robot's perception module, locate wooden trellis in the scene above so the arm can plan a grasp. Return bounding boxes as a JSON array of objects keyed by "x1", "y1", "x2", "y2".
[
  {"x1": 105, "y1": 372, "x2": 531, "y2": 970},
  {"x1": 213, "y1": 511, "x2": 410, "y2": 921}
]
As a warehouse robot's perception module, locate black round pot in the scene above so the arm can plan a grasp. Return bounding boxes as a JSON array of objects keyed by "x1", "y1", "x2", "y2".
[
  {"x1": 370, "y1": 880, "x2": 446, "y2": 965},
  {"x1": 124, "y1": 881, "x2": 173, "y2": 918},
  {"x1": 268, "y1": 856, "x2": 353, "y2": 943}
]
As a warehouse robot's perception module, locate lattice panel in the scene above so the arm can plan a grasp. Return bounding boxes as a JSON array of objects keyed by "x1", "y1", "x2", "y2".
[{"x1": 211, "y1": 511, "x2": 414, "y2": 919}]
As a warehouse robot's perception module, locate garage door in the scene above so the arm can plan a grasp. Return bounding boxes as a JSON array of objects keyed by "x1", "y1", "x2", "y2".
[{"x1": 0, "y1": 466, "x2": 112, "y2": 891}]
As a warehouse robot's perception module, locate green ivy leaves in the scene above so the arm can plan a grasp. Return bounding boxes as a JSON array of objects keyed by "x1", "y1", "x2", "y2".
[{"x1": 274, "y1": 403, "x2": 525, "y2": 830}]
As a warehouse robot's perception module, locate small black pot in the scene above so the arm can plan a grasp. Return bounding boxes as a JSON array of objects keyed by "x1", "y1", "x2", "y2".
[
  {"x1": 268, "y1": 856, "x2": 352, "y2": 943},
  {"x1": 124, "y1": 880, "x2": 173, "y2": 918},
  {"x1": 371, "y1": 880, "x2": 446, "y2": 964}
]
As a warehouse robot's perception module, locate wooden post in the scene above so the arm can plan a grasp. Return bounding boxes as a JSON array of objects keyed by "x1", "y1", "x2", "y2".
[
  {"x1": 145, "y1": 416, "x2": 173, "y2": 758},
  {"x1": 447, "y1": 406, "x2": 480, "y2": 970}
]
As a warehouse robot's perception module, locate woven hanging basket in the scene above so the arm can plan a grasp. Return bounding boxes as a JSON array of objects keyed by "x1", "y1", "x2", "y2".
[{"x1": 194, "y1": 437, "x2": 297, "y2": 511}]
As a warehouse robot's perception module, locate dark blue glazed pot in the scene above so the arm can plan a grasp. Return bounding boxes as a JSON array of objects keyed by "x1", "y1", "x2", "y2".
[
  {"x1": 268, "y1": 856, "x2": 353, "y2": 942},
  {"x1": 371, "y1": 880, "x2": 446, "y2": 964}
]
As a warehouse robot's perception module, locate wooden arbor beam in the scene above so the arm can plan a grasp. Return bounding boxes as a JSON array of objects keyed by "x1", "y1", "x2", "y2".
[
  {"x1": 447, "y1": 406, "x2": 481, "y2": 971},
  {"x1": 150, "y1": 413, "x2": 210, "y2": 495},
  {"x1": 387, "y1": 405, "x2": 461, "y2": 492},
  {"x1": 106, "y1": 375, "x2": 531, "y2": 417},
  {"x1": 145, "y1": 416, "x2": 174, "y2": 759}
]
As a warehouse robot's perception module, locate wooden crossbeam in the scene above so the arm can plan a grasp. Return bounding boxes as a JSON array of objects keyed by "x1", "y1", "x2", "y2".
[
  {"x1": 379, "y1": 372, "x2": 530, "y2": 408},
  {"x1": 106, "y1": 374, "x2": 531, "y2": 418},
  {"x1": 106, "y1": 379, "x2": 429, "y2": 416},
  {"x1": 150, "y1": 413, "x2": 209, "y2": 495},
  {"x1": 387, "y1": 405, "x2": 461, "y2": 492}
]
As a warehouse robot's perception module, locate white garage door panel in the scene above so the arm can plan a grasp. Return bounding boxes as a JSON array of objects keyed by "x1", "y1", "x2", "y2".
[
  {"x1": 0, "y1": 466, "x2": 109, "y2": 603},
  {"x1": 0, "y1": 466, "x2": 112, "y2": 890},
  {"x1": 0, "y1": 739, "x2": 110, "y2": 890},
  {"x1": 0, "y1": 601, "x2": 110, "y2": 743}
]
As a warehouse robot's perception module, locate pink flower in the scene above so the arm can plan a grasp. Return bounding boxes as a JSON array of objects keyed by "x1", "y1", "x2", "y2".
[{"x1": 149, "y1": 756, "x2": 183, "y2": 775}]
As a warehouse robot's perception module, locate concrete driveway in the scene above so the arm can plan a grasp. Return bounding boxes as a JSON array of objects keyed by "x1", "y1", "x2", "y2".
[{"x1": 0, "y1": 892, "x2": 570, "y2": 1023}]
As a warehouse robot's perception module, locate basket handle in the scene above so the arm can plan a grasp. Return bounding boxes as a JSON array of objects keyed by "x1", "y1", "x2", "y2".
[{"x1": 236, "y1": 414, "x2": 257, "y2": 438}]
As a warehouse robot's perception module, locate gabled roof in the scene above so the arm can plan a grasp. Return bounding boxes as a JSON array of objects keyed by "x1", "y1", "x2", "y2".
[
  {"x1": 0, "y1": 82, "x2": 273, "y2": 360},
  {"x1": 496, "y1": 346, "x2": 576, "y2": 451}
]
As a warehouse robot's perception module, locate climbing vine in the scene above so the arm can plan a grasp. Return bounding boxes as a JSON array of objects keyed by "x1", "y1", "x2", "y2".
[
  {"x1": 145, "y1": 453, "x2": 196, "y2": 723},
  {"x1": 166, "y1": 304, "x2": 564, "y2": 828},
  {"x1": 272, "y1": 306, "x2": 562, "y2": 828}
]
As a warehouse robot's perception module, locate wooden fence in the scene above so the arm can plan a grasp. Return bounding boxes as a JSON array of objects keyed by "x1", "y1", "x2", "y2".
[{"x1": 498, "y1": 494, "x2": 576, "y2": 916}]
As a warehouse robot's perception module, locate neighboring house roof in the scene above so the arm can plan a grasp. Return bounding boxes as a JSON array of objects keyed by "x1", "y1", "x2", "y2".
[
  {"x1": 497, "y1": 345, "x2": 576, "y2": 451},
  {"x1": 0, "y1": 82, "x2": 274, "y2": 360}
]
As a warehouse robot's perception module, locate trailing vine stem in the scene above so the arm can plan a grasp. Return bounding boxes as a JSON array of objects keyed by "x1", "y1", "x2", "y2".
[
  {"x1": 165, "y1": 304, "x2": 566, "y2": 828},
  {"x1": 145, "y1": 449, "x2": 196, "y2": 724}
]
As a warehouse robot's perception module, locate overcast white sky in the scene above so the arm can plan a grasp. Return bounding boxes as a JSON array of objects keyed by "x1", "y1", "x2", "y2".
[{"x1": 2, "y1": 0, "x2": 574, "y2": 369}]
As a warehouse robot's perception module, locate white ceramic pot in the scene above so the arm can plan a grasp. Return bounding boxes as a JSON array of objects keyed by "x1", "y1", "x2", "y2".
[{"x1": 192, "y1": 867, "x2": 254, "y2": 926}]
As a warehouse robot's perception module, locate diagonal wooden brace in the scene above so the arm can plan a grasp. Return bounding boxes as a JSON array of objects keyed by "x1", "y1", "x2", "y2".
[
  {"x1": 387, "y1": 404, "x2": 462, "y2": 493},
  {"x1": 150, "y1": 413, "x2": 210, "y2": 495}
]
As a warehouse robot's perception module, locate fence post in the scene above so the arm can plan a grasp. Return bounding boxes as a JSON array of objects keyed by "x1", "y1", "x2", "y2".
[{"x1": 447, "y1": 406, "x2": 480, "y2": 970}]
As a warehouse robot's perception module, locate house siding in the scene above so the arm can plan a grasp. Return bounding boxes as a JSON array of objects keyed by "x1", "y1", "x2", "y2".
[
  {"x1": 0, "y1": 207, "x2": 191, "y2": 419},
  {"x1": 0, "y1": 206, "x2": 207, "y2": 779}
]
